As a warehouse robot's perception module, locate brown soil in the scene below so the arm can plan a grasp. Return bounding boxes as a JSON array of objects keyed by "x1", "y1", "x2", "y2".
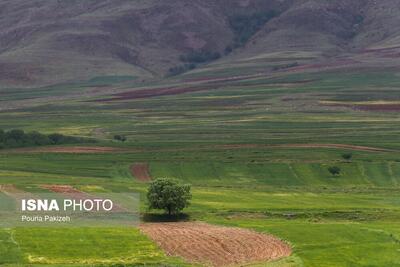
[
  {"x1": 95, "y1": 73, "x2": 316, "y2": 102},
  {"x1": 131, "y1": 163, "x2": 152, "y2": 182},
  {"x1": 98, "y1": 86, "x2": 213, "y2": 102},
  {"x1": 3, "y1": 143, "x2": 391, "y2": 156},
  {"x1": 139, "y1": 222, "x2": 291, "y2": 267},
  {"x1": 41, "y1": 185, "x2": 90, "y2": 199}
]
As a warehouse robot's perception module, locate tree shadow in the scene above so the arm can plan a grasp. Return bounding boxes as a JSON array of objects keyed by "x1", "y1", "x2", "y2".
[{"x1": 142, "y1": 213, "x2": 191, "y2": 223}]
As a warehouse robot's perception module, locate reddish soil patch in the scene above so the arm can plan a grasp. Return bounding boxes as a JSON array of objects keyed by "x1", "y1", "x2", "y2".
[
  {"x1": 7, "y1": 146, "x2": 123, "y2": 154},
  {"x1": 97, "y1": 86, "x2": 213, "y2": 102},
  {"x1": 41, "y1": 185, "x2": 91, "y2": 199},
  {"x1": 131, "y1": 163, "x2": 152, "y2": 182},
  {"x1": 140, "y1": 222, "x2": 291, "y2": 267},
  {"x1": 95, "y1": 73, "x2": 317, "y2": 102},
  {"x1": 184, "y1": 73, "x2": 264, "y2": 83},
  {"x1": 97, "y1": 72, "x2": 304, "y2": 102}
]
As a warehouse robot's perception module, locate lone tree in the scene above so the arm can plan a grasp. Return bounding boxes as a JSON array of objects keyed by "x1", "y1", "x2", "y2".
[
  {"x1": 328, "y1": 166, "x2": 341, "y2": 176},
  {"x1": 341, "y1": 153, "x2": 353, "y2": 161},
  {"x1": 147, "y1": 178, "x2": 192, "y2": 216}
]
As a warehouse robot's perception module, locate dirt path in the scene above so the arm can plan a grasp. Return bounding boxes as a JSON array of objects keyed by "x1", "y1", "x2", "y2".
[
  {"x1": 130, "y1": 163, "x2": 152, "y2": 182},
  {"x1": 2, "y1": 143, "x2": 393, "y2": 156},
  {"x1": 139, "y1": 222, "x2": 291, "y2": 267}
]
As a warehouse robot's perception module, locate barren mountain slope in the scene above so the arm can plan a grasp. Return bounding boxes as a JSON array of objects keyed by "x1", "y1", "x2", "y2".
[
  {"x1": 0, "y1": 0, "x2": 399, "y2": 87},
  {"x1": 235, "y1": 0, "x2": 400, "y2": 57}
]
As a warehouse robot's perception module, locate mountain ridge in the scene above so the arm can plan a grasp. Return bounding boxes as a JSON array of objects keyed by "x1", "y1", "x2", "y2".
[{"x1": 0, "y1": 0, "x2": 399, "y2": 87}]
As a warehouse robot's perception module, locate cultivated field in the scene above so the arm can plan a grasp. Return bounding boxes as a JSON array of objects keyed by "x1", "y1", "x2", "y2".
[{"x1": 0, "y1": 53, "x2": 400, "y2": 266}]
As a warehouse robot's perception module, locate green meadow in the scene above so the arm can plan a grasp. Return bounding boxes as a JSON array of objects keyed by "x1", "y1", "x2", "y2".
[{"x1": 0, "y1": 64, "x2": 400, "y2": 266}]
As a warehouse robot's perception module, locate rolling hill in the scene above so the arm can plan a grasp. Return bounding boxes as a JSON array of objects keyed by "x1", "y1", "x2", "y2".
[{"x1": 1, "y1": 0, "x2": 400, "y2": 87}]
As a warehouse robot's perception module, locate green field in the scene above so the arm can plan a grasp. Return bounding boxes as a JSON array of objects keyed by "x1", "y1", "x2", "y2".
[{"x1": 1, "y1": 60, "x2": 400, "y2": 266}]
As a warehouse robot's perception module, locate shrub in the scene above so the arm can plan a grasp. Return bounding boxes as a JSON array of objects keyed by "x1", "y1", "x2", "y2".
[
  {"x1": 342, "y1": 153, "x2": 353, "y2": 161},
  {"x1": 0, "y1": 129, "x2": 94, "y2": 149},
  {"x1": 48, "y1": 133, "x2": 65, "y2": 144},
  {"x1": 169, "y1": 49, "x2": 220, "y2": 77},
  {"x1": 26, "y1": 131, "x2": 52, "y2": 146},
  {"x1": 114, "y1": 135, "x2": 127, "y2": 142},
  {"x1": 328, "y1": 166, "x2": 341, "y2": 176},
  {"x1": 6, "y1": 129, "x2": 25, "y2": 140},
  {"x1": 147, "y1": 178, "x2": 192, "y2": 216},
  {"x1": 0, "y1": 129, "x2": 5, "y2": 143},
  {"x1": 180, "y1": 50, "x2": 221, "y2": 64}
]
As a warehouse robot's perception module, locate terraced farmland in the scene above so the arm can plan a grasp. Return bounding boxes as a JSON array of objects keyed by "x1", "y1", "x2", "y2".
[{"x1": 1, "y1": 53, "x2": 400, "y2": 267}]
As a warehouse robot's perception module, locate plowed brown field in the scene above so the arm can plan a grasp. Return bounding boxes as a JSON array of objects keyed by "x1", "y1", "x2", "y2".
[
  {"x1": 131, "y1": 163, "x2": 152, "y2": 182},
  {"x1": 139, "y1": 222, "x2": 291, "y2": 267}
]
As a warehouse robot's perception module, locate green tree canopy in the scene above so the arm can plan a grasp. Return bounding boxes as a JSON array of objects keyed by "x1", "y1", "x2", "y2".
[{"x1": 147, "y1": 178, "x2": 192, "y2": 216}]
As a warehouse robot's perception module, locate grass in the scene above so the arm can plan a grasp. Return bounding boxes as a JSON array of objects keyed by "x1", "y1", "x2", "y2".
[
  {"x1": 11, "y1": 228, "x2": 187, "y2": 266},
  {"x1": 212, "y1": 219, "x2": 400, "y2": 267},
  {"x1": 0, "y1": 59, "x2": 400, "y2": 266}
]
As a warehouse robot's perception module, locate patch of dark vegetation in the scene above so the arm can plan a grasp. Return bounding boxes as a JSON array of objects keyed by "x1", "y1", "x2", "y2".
[
  {"x1": 168, "y1": 50, "x2": 221, "y2": 77},
  {"x1": 142, "y1": 213, "x2": 191, "y2": 223},
  {"x1": 355, "y1": 15, "x2": 365, "y2": 25},
  {"x1": 0, "y1": 129, "x2": 95, "y2": 149},
  {"x1": 228, "y1": 11, "x2": 277, "y2": 49},
  {"x1": 147, "y1": 178, "x2": 192, "y2": 216},
  {"x1": 180, "y1": 50, "x2": 221, "y2": 64},
  {"x1": 341, "y1": 153, "x2": 353, "y2": 162},
  {"x1": 168, "y1": 63, "x2": 197, "y2": 76},
  {"x1": 328, "y1": 166, "x2": 341, "y2": 176},
  {"x1": 113, "y1": 134, "x2": 127, "y2": 142}
]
